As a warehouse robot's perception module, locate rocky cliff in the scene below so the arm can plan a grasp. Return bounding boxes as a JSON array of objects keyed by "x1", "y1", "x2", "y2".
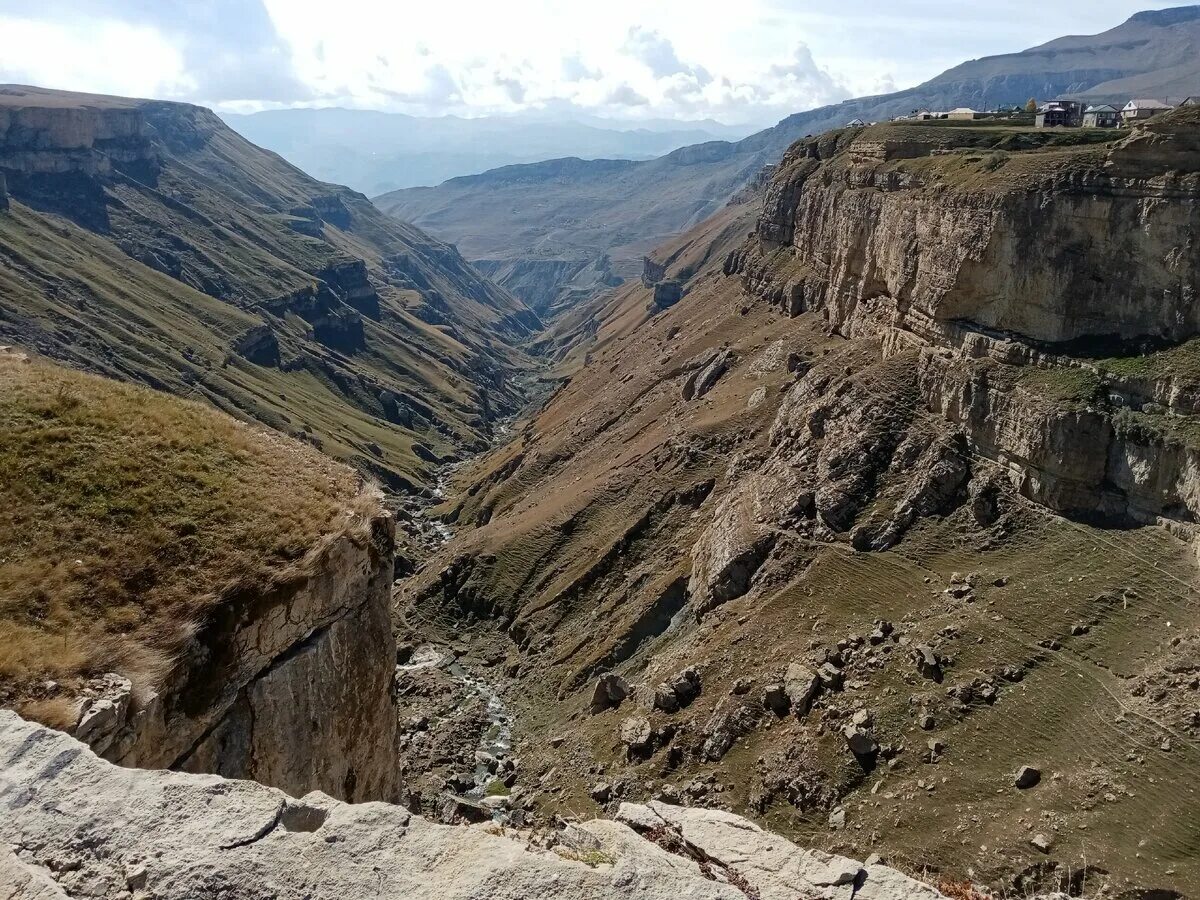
[
  {"x1": 728, "y1": 109, "x2": 1200, "y2": 531},
  {"x1": 375, "y1": 10, "x2": 1200, "y2": 319},
  {"x1": 393, "y1": 110, "x2": 1200, "y2": 894},
  {"x1": 0, "y1": 710, "x2": 944, "y2": 900},
  {"x1": 70, "y1": 505, "x2": 399, "y2": 803}
]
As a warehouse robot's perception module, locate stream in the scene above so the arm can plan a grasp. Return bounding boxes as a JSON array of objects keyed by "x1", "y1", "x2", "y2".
[{"x1": 395, "y1": 644, "x2": 514, "y2": 807}]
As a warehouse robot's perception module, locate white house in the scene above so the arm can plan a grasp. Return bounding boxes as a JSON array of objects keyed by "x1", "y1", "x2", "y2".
[{"x1": 1121, "y1": 99, "x2": 1174, "y2": 123}]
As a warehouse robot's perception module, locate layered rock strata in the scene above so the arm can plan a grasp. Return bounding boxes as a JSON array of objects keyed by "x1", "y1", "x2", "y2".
[
  {"x1": 70, "y1": 503, "x2": 400, "y2": 803},
  {"x1": 725, "y1": 111, "x2": 1200, "y2": 532}
]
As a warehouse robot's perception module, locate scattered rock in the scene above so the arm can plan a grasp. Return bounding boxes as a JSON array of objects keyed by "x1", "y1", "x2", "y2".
[
  {"x1": 843, "y1": 724, "x2": 878, "y2": 757},
  {"x1": 818, "y1": 661, "x2": 844, "y2": 691},
  {"x1": 1030, "y1": 833, "x2": 1053, "y2": 854},
  {"x1": 700, "y1": 703, "x2": 759, "y2": 761},
  {"x1": 72, "y1": 673, "x2": 133, "y2": 755},
  {"x1": 730, "y1": 677, "x2": 753, "y2": 696},
  {"x1": 1015, "y1": 765, "x2": 1042, "y2": 789},
  {"x1": 784, "y1": 663, "x2": 821, "y2": 717},
  {"x1": 913, "y1": 645, "x2": 942, "y2": 682},
  {"x1": 682, "y1": 349, "x2": 735, "y2": 401},
  {"x1": 868, "y1": 620, "x2": 894, "y2": 645},
  {"x1": 762, "y1": 683, "x2": 790, "y2": 716},
  {"x1": 620, "y1": 715, "x2": 655, "y2": 757},
  {"x1": 653, "y1": 666, "x2": 701, "y2": 713},
  {"x1": 590, "y1": 673, "x2": 630, "y2": 714},
  {"x1": 590, "y1": 782, "x2": 612, "y2": 803}
]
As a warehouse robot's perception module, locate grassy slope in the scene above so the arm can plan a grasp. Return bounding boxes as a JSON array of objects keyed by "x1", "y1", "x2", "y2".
[
  {"x1": 0, "y1": 351, "x2": 365, "y2": 718},
  {"x1": 0, "y1": 88, "x2": 538, "y2": 489},
  {"x1": 0, "y1": 203, "x2": 457, "y2": 487}
]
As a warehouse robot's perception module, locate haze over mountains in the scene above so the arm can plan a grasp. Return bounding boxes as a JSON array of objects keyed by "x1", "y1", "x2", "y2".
[
  {"x1": 377, "y1": 5, "x2": 1200, "y2": 315},
  {"x1": 224, "y1": 109, "x2": 749, "y2": 195}
]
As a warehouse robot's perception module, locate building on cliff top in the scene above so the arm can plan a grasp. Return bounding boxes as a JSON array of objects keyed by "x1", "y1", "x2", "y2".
[{"x1": 1036, "y1": 99, "x2": 1086, "y2": 128}]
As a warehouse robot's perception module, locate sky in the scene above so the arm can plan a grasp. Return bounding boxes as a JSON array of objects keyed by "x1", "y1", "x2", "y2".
[{"x1": 0, "y1": 0, "x2": 1185, "y2": 127}]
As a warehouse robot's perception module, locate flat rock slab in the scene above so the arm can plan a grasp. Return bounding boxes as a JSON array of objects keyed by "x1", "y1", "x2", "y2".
[{"x1": 0, "y1": 711, "x2": 944, "y2": 900}]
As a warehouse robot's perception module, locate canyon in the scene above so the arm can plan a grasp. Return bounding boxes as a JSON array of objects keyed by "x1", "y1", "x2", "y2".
[
  {"x1": 3, "y1": 23, "x2": 1200, "y2": 900},
  {"x1": 394, "y1": 107, "x2": 1200, "y2": 897}
]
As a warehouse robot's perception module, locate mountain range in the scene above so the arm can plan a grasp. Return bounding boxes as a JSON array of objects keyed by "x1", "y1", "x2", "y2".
[
  {"x1": 223, "y1": 108, "x2": 748, "y2": 196},
  {"x1": 375, "y1": 5, "x2": 1200, "y2": 315}
]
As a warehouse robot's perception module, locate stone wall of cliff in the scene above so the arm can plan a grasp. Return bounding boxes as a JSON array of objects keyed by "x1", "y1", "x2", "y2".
[
  {"x1": 745, "y1": 122, "x2": 1200, "y2": 346},
  {"x1": 0, "y1": 100, "x2": 156, "y2": 178},
  {"x1": 73, "y1": 503, "x2": 400, "y2": 803},
  {"x1": 725, "y1": 114, "x2": 1200, "y2": 533}
]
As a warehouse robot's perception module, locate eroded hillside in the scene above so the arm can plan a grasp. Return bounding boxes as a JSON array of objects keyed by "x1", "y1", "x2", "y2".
[
  {"x1": 396, "y1": 110, "x2": 1200, "y2": 895},
  {"x1": 0, "y1": 85, "x2": 540, "y2": 492}
]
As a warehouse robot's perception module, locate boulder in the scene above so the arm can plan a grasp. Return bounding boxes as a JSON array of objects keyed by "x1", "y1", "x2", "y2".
[
  {"x1": 682, "y1": 349, "x2": 735, "y2": 401},
  {"x1": 652, "y1": 280, "x2": 683, "y2": 309},
  {"x1": 653, "y1": 666, "x2": 701, "y2": 713},
  {"x1": 843, "y1": 724, "x2": 878, "y2": 757},
  {"x1": 784, "y1": 663, "x2": 821, "y2": 717},
  {"x1": 1015, "y1": 765, "x2": 1042, "y2": 789},
  {"x1": 72, "y1": 673, "x2": 133, "y2": 756},
  {"x1": 913, "y1": 645, "x2": 942, "y2": 682},
  {"x1": 762, "y1": 683, "x2": 790, "y2": 716},
  {"x1": 700, "y1": 703, "x2": 759, "y2": 761},
  {"x1": 619, "y1": 715, "x2": 654, "y2": 756},
  {"x1": 818, "y1": 662, "x2": 844, "y2": 691},
  {"x1": 590, "y1": 672, "x2": 630, "y2": 713}
]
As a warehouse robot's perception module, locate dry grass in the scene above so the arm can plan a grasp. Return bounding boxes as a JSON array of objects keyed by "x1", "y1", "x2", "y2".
[
  {"x1": 0, "y1": 352, "x2": 364, "y2": 714},
  {"x1": 936, "y1": 879, "x2": 989, "y2": 900}
]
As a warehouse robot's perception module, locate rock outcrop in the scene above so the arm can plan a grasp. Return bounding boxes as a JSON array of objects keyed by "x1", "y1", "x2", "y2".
[
  {"x1": 723, "y1": 110, "x2": 1200, "y2": 533},
  {"x1": 743, "y1": 119, "x2": 1200, "y2": 345},
  {"x1": 0, "y1": 711, "x2": 944, "y2": 900},
  {"x1": 68, "y1": 504, "x2": 400, "y2": 804}
]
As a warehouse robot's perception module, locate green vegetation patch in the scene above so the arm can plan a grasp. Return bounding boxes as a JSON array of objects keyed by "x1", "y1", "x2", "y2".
[
  {"x1": 1017, "y1": 365, "x2": 1102, "y2": 405},
  {"x1": 0, "y1": 354, "x2": 363, "y2": 713},
  {"x1": 1091, "y1": 337, "x2": 1200, "y2": 385}
]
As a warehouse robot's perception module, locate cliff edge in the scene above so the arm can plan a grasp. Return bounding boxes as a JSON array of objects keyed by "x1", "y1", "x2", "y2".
[
  {"x1": 0, "y1": 710, "x2": 943, "y2": 900},
  {"x1": 0, "y1": 350, "x2": 398, "y2": 802}
]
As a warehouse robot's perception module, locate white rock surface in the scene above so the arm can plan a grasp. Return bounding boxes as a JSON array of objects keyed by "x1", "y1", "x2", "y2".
[{"x1": 0, "y1": 711, "x2": 945, "y2": 900}]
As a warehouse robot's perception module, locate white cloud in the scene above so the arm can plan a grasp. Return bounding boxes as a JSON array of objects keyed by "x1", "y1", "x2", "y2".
[
  {"x1": 605, "y1": 84, "x2": 650, "y2": 108},
  {"x1": 1, "y1": 0, "x2": 1186, "y2": 126},
  {"x1": 0, "y1": 17, "x2": 188, "y2": 99}
]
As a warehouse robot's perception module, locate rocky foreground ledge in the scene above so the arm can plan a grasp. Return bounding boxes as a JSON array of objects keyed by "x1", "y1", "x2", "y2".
[{"x1": 0, "y1": 711, "x2": 943, "y2": 900}]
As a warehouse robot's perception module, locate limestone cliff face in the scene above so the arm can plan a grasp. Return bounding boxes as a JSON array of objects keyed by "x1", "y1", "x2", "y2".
[
  {"x1": 721, "y1": 113, "x2": 1200, "y2": 536},
  {"x1": 740, "y1": 122, "x2": 1200, "y2": 346},
  {"x1": 0, "y1": 98, "x2": 156, "y2": 178},
  {"x1": 74, "y1": 504, "x2": 400, "y2": 803}
]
